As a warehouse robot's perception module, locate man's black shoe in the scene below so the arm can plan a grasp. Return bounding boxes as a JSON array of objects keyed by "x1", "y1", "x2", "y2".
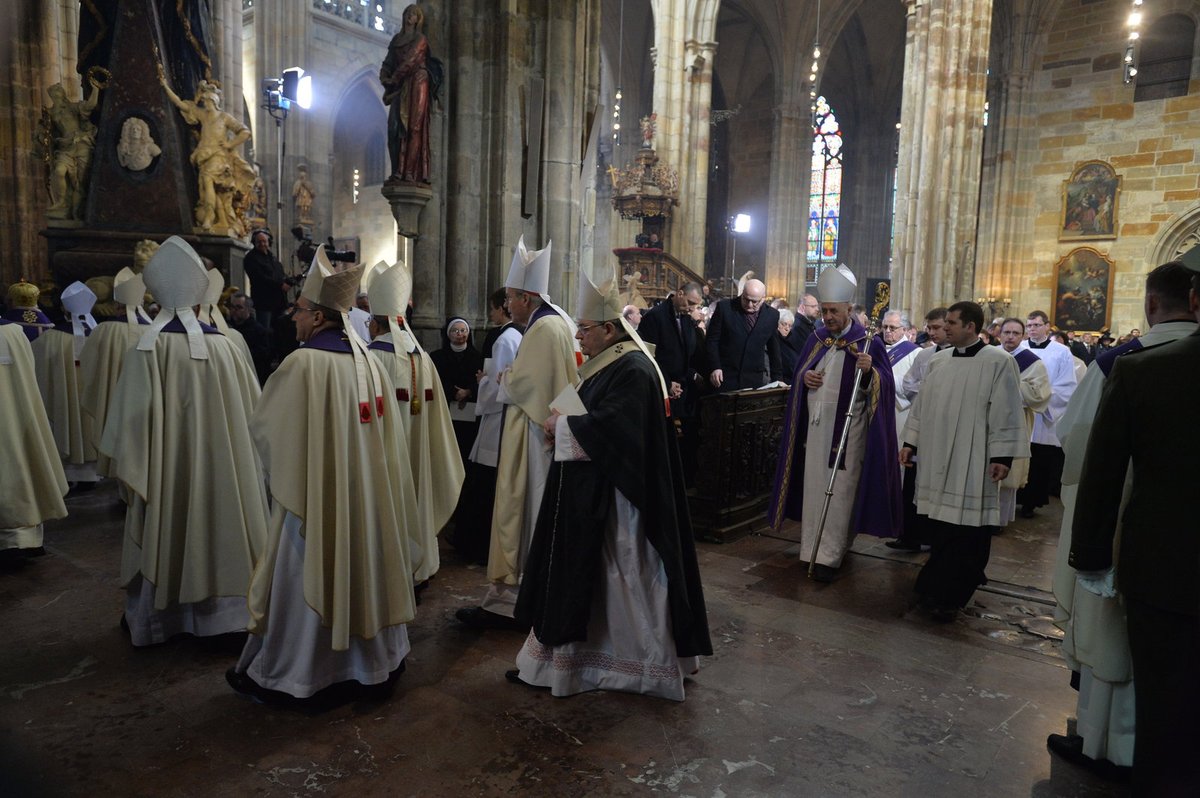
[
  {"x1": 505, "y1": 669, "x2": 549, "y2": 691},
  {"x1": 885, "y1": 539, "x2": 922, "y2": 552},
  {"x1": 1046, "y1": 733, "x2": 1132, "y2": 783},
  {"x1": 810, "y1": 564, "x2": 838, "y2": 583},
  {"x1": 455, "y1": 606, "x2": 527, "y2": 632},
  {"x1": 1019, "y1": 506, "x2": 1036, "y2": 519},
  {"x1": 929, "y1": 605, "x2": 959, "y2": 623}
]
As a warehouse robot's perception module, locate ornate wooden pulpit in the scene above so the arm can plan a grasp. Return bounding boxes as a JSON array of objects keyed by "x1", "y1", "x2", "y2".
[{"x1": 689, "y1": 387, "x2": 788, "y2": 543}]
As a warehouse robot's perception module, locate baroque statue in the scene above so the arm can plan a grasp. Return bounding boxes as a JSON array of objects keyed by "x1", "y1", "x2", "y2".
[
  {"x1": 380, "y1": 4, "x2": 442, "y2": 184},
  {"x1": 158, "y1": 64, "x2": 256, "y2": 237},
  {"x1": 292, "y1": 163, "x2": 316, "y2": 225},
  {"x1": 38, "y1": 71, "x2": 107, "y2": 220}
]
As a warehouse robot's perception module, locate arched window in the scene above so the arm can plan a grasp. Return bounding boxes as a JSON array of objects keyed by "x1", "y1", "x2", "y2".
[
  {"x1": 806, "y1": 96, "x2": 843, "y2": 284},
  {"x1": 364, "y1": 130, "x2": 387, "y2": 185},
  {"x1": 1135, "y1": 14, "x2": 1196, "y2": 102}
]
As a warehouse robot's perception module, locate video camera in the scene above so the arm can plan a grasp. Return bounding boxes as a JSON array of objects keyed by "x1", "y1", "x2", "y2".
[{"x1": 291, "y1": 225, "x2": 356, "y2": 267}]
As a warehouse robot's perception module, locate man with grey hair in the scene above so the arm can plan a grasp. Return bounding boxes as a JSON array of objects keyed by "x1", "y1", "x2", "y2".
[
  {"x1": 777, "y1": 308, "x2": 801, "y2": 376},
  {"x1": 881, "y1": 310, "x2": 920, "y2": 443}
]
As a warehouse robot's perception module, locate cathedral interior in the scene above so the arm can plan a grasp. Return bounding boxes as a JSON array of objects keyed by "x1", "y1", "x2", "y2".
[{"x1": 1, "y1": 0, "x2": 1193, "y2": 794}]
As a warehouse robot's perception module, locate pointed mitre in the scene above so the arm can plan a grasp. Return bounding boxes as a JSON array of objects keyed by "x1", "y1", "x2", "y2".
[
  {"x1": 367, "y1": 262, "x2": 412, "y2": 318},
  {"x1": 817, "y1": 263, "x2": 857, "y2": 303},
  {"x1": 143, "y1": 236, "x2": 209, "y2": 310},
  {"x1": 300, "y1": 245, "x2": 363, "y2": 312},
  {"x1": 504, "y1": 235, "x2": 552, "y2": 299},
  {"x1": 139, "y1": 235, "x2": 210, "y2": 359},
  {"x1": 200, "y1": 268, "x2": 231, "y2": 332},
  {"x1": 112, "y1": 267, "x2": 145, "y2": 307},
  {"x1": 61, "y1": 281, "x2": 97, "y2": 321},
  {"x1": 575, "y1": 268, "x2": 623, "y2": 322},
  {"x1": 113, "y1": 267, "x2": 150, "y2": 326},
  {"x1": 359, "y1": 260, "x2": 390, "y2": 299}
]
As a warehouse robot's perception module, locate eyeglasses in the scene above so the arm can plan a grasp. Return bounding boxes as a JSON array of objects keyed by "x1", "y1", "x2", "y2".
[
  {"x1": 576, "y1": 322, "x2": 605, "y2": 333},
  {"x1": 291, "y1": 305, "x2": 315, "y2": 317},
  {"x1": 880, "y1": 324, "x2": 903, "y2": 331}
]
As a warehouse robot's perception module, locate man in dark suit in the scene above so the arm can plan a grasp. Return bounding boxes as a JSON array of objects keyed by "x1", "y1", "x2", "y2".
[
  {"x1": 639, "y1": 283, "x2": 705, "y2": 483},
  {"x1": 706, "y1": 278, "x2": 783, "y2": 391},
  {"x1": 1070, "y1": 267, "x2": 1200, "y2": 795},
  {"x1": 785, "y1": 294, "x2": 818, "y2": 372}
]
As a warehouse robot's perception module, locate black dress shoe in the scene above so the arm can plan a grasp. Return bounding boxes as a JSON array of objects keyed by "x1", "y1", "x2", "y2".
[
  {"x1": 505, "y1": 669, "x2": 549, "y2": 691},
  {"x1": 226, "y1": 667, "x2": 298, "y2": 707},
  {"x1": 885, "y1": 539, "x2": 922, "y2": 552},
  {"x1": 810, "y1": 564, "x2": 838, "y2": 583},
  {"x1": 1019, "y1": 506, "x2": 1036, "y2": 519},
  {"x1": 1046, "y1": 733, "x2": 1132, "y2": 783},
  {"x1": 455, "y1": 607, "x2": 527, "y2": 632},
  {"x1": 929, "y1": 605, "x2": 959, "y2": 623}
]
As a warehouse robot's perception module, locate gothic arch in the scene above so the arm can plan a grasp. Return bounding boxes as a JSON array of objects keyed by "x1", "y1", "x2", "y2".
[{"x1": 1148, "y1": 202, "x2": 1200, "y2": 265}]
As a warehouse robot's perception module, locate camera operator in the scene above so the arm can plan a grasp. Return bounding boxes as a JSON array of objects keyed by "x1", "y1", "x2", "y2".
[{"x1": 243, "y1": 230, "x2": 287, "y2": 328}]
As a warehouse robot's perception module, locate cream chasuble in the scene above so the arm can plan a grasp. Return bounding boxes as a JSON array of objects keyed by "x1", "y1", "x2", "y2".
[
  {"x1": 80, "y1": 321, "x2": 142, "y2": 477},
  {"x1": 1000, "y1": 352, "x2": 1051, "y2": 492},
  {"x1": 488, "y1": 311, "x2": 578, "y2": 586},
  {"x1": 100, "y1": 332, "x2": 269, "y2": 609},
  {"x1": 31, "y1": 328, "x2": 97, "y2": 467},
  {"x1": 0, "y1": 324, "x2": 68, "y2": 531},
  {"x1": 248, "y1": 346, "x2": 418, "y2": 651},
  {"x1": 368, "y1": 329, "x2": 465, "y2": 582},
  {"x1": 903, "y1": 347, "x2": 1028, "y2": 527}
]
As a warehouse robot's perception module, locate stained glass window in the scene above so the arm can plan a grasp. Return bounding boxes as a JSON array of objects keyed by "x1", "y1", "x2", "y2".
[{"x1": 806, "y1": 96, "x2": 843, "y2": 285}]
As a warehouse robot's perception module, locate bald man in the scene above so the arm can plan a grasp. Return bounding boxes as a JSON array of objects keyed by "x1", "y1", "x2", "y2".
[{"x1": 705, "y1": 278, "x2": 783, "y2": 391}]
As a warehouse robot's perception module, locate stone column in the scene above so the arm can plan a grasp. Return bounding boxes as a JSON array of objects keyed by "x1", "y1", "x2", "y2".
[
  {"x1": 652, "y1": 0, "x2": 719, "y2": 274},
  {"x1": 765, "y1": 98, "x2": 810, "y2": 301},
  {"x1": 891, "y1": 0, "x2": 993, "y2": 316}
]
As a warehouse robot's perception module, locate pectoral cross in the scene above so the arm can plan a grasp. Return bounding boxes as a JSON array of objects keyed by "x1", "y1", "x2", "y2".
[{"x1": 606, "y1": 165, "x2": 619, "y2": 188}]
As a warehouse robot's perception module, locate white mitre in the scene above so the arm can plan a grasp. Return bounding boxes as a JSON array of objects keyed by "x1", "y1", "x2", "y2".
[
  {"x1": 112, "y1": 267, "x2": 151, "y2": 326},
  {"x1": 576, "y1": 266, "x2": 670, "y2": 409},
  {"x1": 139, "y1": 236, "x2": 211, "y2": 359},
  {"x1": 817, "y1": 263, "x2": 857, "y2": 304},
  {"x1": 200, "y1": 268, "x2": 230, "y2": 333},
  {"x1": 505, "y1": 235, "x2": 552, "y2": 301}
]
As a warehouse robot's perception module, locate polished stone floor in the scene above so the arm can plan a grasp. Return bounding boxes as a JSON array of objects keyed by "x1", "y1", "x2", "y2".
[{"x1": 1, "y1": 482, "x2": 1127, "y2": 797}]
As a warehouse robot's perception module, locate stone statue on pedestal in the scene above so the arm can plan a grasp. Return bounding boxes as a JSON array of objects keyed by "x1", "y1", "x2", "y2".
[
  {"x1": 158, "y1": 64, "x2": 255, "y2": 237},
  {"x1": 39, "y1": 75, "x2": 105, "y2": 220},
  {"x1": 292, "y1": 164, "x2": 316, "y2": 226},
  {"x1": 380, "y1": 4, "x2": 440, "y2": 185}
]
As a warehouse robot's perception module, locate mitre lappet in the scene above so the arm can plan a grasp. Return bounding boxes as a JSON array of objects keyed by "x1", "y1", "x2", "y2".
[
  {"x1": 138, "y1": 236, "x2": 211, "y2": 360},
  {"x1": 60, "y1": 281, "x2": 98, "y2": 362}
]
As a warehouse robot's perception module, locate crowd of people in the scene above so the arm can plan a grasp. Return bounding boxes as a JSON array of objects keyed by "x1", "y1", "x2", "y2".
[{"x1": 2, "y1": 241, "x2": 1196, "y2": 794}]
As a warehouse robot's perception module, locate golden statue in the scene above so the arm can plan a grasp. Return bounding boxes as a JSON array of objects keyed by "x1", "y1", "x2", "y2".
[
  {"x1": 292, "y1": 163, "x2": 315, "y2": 226},
  {"x1": 132, "y1": 239, "x2": 160, "y2": 274},
  {"x1": 158, "y1": 65, "x2": 256, "y2": 237}
]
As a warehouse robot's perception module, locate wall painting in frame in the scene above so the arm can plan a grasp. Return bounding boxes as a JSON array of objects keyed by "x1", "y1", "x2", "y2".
[
  {"x1": 1052, "y1": 246, "x2": 1115, "y2": 333},
  {"x1": 1060, "y1": 160, "x2": 1120, "y2": 241}
]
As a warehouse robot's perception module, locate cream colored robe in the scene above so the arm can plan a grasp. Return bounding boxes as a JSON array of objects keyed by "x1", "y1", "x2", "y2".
[
  {"x1": 100, "y1": 332, "x2": 269, "y2": 610},
  {"x1": 79, "y1": 321, "x2": 142, "y2": 477},
  {"x1": 487, "y1": 312, "x2": 578, "y2": 586},
  {"x1": 368, "y1": 330, "x2": 465, "y2": 582},
  {"x1": 903, "y1": 345, "x2": 1028, "y2": 527},
  {"x1": 247, "y1": 345, "x2": 418, "y2": 651},
  {"x1": 1000, "y1": 349, "x2": 1051, "y2": 491},
  {"x1": 0, "y1": 324, "x2": 68, "y2": 532},
  {"x1": 31, "y1": 328, "x2": 96, "y2": 467}
]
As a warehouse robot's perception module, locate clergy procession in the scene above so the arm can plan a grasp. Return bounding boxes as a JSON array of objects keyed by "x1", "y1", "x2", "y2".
[{"x1": 6, "y1": 235, "x2": 1198, "y2": 790}]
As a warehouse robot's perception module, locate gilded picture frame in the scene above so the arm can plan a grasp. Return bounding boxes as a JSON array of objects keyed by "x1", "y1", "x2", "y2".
[
  {"x1": 1052, "y1": 246, "x2": 1116, "y2": 333},
  {"x1": 1059, "y1": 160, "x2": 1120, "y2": 241}
]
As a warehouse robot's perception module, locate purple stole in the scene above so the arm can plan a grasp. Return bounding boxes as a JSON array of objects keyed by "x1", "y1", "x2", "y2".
[
  {"x1": 161, "y1": 317, "x2": 220, "y2": 335},
  {"x1": 1096, "y1": 338, "x2": 1144, "y2": 377},
  {"x1": 1013, "y1": 348, "x2": 1041, "y2": 373},
  {"x1": 301, "y1": 328, "x2": 353, "y2": 353},
  {"x1": 887, "y1": 340, "x2": 918, "y2": 367},
  {"x1": 767, "y1": 320, "x2": 903, "y2": 538}
]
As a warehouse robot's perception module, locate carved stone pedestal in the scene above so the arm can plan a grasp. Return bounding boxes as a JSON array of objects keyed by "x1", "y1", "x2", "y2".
[{"x1": 382, "y1": 181, "x2": 433, "y2": 239}]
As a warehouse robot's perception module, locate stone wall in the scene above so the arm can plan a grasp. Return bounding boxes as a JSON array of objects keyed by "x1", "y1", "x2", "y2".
[
  {"x1": 724, "y1": 79, "x2": 774, "y2": 286},
  {"x1": 1009, "y1": 0, "x2": 1200, "y2": 332}
]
